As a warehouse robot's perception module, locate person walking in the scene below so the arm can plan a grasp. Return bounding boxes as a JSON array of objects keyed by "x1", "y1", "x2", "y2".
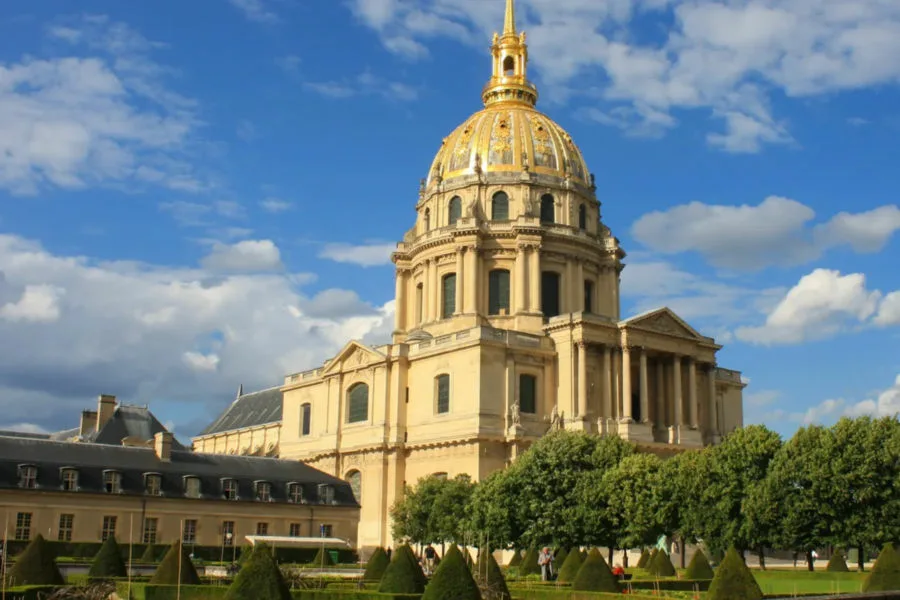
[
  {"x1": 538, "y1": 547, "x2": 554, "y2": 581},
  {"x1": 424, "y1": 544, "x2": 437, "y2": 576}
]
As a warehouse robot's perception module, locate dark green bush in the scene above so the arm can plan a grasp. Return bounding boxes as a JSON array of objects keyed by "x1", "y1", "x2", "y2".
[
  {"x1": 554, "y1": 548, "x2": 569, "y2": 568},
  {"x1": 310, "y1": 546, "x2": 334, "y2": 567},
  {"x1": 826, "y1": 549, "x2": 850, "y2": 573},
  {"x1": 237, "y1": 545, "x2": 254, "y2": 566},
  {"x1": 378, "y1": 544, "x2": 427, "y2": 594},
  {"x1": 89, "y1": 535, "x2": 128, "y2": 578},
  {"x1": 150, "y1": 540, "x2": 201, "y2": 585},
  {"x1": 579, "y1": 549, "x2": 588, "y2": 561},
  {"x1": 363, "y1": 547, "x2": 390, "y2": 581},
  {"x1": 863, "y1": 543, "x2": 900, "y2": 592},
  {"x1": 685, "y1": 549, "x2": 714, "y2": 580},
  {"x1": 6, "y1": 534, "x2": 65, "y2": 586},
  {"x1": 556, "y1": 548, "x2": 583, "y2": 583},
  {"x1": 474, "y1": 549, "x2": 510, "y2": 600},
  {"x1": 571, "y1": 548, "x2": 619, "y2": 593},
  {"x1": 422, "y1": 544, "x2": 482, "y2": 600},
  {"x1": 648, "y1": 548, "x2": 676, "y2": 577},
  {"x1": 519, "y1": 547, "x2": 540, "y2": 576},
  {"x1": 706, "y1": 546, "x2": 763, "y2": 600},
  {"x1": 140, "y1": 544, "x2": 158, "y2": 563},
  {"x1": 507, "y1": 550, "x2": 522, "y2": 568},
  {"x1": 636, "y1": 549, "x2": 650, "y2": 569},
  {"x1": 225, "y1": 543, "x2": 291, "y2": 600}
]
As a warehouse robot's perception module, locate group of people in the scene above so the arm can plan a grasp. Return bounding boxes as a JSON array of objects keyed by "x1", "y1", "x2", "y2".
[{"x1": 537, "y1": 547, "x2": 626, "y2": 582}]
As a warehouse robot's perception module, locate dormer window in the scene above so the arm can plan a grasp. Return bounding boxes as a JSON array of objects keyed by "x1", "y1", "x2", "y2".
[
  {"x1": 222, "y1": 478, "x2": 238, "y2": 500},
  {"x1": 103, "y1": 471, "x2": 122, "y2": 494},
  {"x1": 184, "y1": 476, "x2": 201, "y2": 499},
  {"x1": 144, "y1": 474, "x2": 162, "y2": 496},
  {"x1": 288, "y1": 483, "x2": 303, "y2": 504},
  {"x1": 256, "y1": 481, "x2": 272, "y2": 502},
  {"x1": 18, "y1": 465, "x2": 37, "y2": 489},
  {"x1": 318, "y1": 484, "x2": 335, "y2": 505},
  {"x1": 61, "y1": 468, "x2": 78, "y2": 491}
]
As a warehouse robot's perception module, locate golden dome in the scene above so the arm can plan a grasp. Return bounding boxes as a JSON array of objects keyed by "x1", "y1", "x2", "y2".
[{"x1": 425, "y1": 0, "x2": 590, "y2": 189}]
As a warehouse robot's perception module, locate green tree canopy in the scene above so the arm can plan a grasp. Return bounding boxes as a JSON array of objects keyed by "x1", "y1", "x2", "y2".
[
  {"x1": 391, "y1": 474, "x2": 474, "y2": 545},
  {"x1": 601, "y1": 453, "x2": 667, "y2": 551}
]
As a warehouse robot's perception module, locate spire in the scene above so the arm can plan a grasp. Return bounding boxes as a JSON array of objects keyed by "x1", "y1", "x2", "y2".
[{"x1": 504, "y1": 0, "x2": 516, "y2": 36}]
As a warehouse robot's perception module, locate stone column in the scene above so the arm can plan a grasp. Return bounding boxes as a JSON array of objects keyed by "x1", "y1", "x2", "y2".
[
  {"x1": 575, "y1": 260, "x2": 585, "y2": 313},
  {"x1": 565, "y1": 261, "x2": 574, "y2": 313},
  {"x1": 529, "y1": 246, "x2": 541, "y2": 312},
  {"x1": 656, "y1": 360, "x2": 666, "y2": 428},
  {"x1": 514, "y1": 247, "x2": 526, "y2": 314},
  {"x1": 602, "y1": 345, "x2": 612, "y2": 419},
  {"x1": 673, "y1": 355, "x2": 683, "y2": 426},
  {"x1": 577, "y1": 342, "x2": 587, "y2": 419},
  {"x1": 393, "y1": 269, "x2": 406, "y2": 331},
  {"x1": 707, "y1": 364, "x2": 718, "y2": 434},
  {"x1": 639, "y1": 348, "x2": 649, "y2": 423},
  {"x1": 688, "y1": 358, "x2": 698, "y2": 429},
  {"x1": 464, "y1": 246, "x2": 477, "y2": 314},
  {"x1": 621, "y1": 346, "x2": 632, "y2": 422},
  {"x1": 454, "y1": 249, "x2": 464, "y2": 315}
]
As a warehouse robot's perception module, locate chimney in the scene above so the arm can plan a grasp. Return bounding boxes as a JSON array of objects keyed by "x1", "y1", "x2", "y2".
[
  {"x1": 79, "y1": 410, "x2": 97, "y2": 437},
  {"x1": 96, "y1": 394, "x2": 117, "y2": 431},
  {"x1": 154, "y1": 431, "x2": 173, "y2": 462}
]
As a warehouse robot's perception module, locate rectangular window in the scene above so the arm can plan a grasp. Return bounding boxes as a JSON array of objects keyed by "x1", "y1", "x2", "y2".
[
  {"x1": 583, "y1": 280, "x2": 594, "y2": 314},
  {"x1": 541, "y1": 271, "x2": 561, "y2": 318},
  {"x1": 436, "y1": 374, "x2": 450, "y2": 414},
  {"x1": 182, "y1": 519, "x2": 197, "y2": 545},
  {"x1": 256, "y1": 481, "x2": 271, "y2": 502},
  {"x1": 145, "y1": 474, "x2": 161, "y2": 496},
  {"x1": 223, "y1": 479, "x2": 238, "y2": 500},
  {"x1": 58, "y1": 514, "x2": 74, "y2": 542},
  {"x1": 14, "y1": 512, "x2": 31, "y2": 541},
  {"x1": 288, "y1": 483, "x2": 303, "y2": 504},
  {"x1": 142, "y1": 517, "x2": 158, "y2": 544},
  {"x1": 256, "y1": 522, "x2": 268, "y2": 536},
  {"x1": 222, "y1": 521, "x2": 235, "y2": 546},
  {"x1": 520, "y1": 374, "x2": 537, "y2": 414},
  {"x1": 62, "y1": 469, "x2": 78, "y2": 491},
  {"x1": 102, "y1": 516, "x2": 117, "y2": 542},
  {"x1": 289, "y1": 523, "x2": 302, "y2": 537},
  {"x1": 441, "y1": 273, "x2": 456, "y2": 319},
  {"x1": 416, "y1": 283, "x2": 424, "y2": 324},
  {"x1": 19, "y1": 465, "x2": 37, "y2": 489},
  {"x1": 301, "y1": 403, "x2": 311, "y2": 436},
  {"x1": 320, "y1": 524, "x2": 333, "y2": 538},
  {"x1": 488, "y1": 270, "x2": 511, "y2": 315},
  {"x1": 318, "y1": 484, "x2": 335, "y2": 505},
  {"x1": 185, "y1": 477, "x2": 201, "y2": 499},
  {"x1": 104, "y1": 471, "x2": 121, "y2": 494}
]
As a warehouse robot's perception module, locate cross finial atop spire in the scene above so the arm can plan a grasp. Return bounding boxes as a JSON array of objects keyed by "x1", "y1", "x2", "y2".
[{"x1": 504, "y1": 0, "x2": 517, "y2": 36}]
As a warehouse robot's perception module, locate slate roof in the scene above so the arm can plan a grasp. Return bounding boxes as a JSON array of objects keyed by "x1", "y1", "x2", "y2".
[
  {"x1": 0, "y1": 434, "x2": 358, "y2": 507},
  {"x1": 199, "y1": 386, "x2": 283, "y2": 437},
  {"x1": 83, "y1": 404, "x2": 187, "y2": 450}
]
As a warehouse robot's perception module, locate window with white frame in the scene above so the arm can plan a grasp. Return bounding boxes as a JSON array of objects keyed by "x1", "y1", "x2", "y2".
[
  {"x1": 145, "y1": 474, "x2": 162, "y2": 496},
  {"x1": 103, "y1": 471, "x2": 122, "y2": 494},
  {"x1": 61, "y1": 468, "x2": 78, "y2": 491},
  {"x1": 222, "y1": 478, "x2": 238, "y2": 500},
  {"x1": 102, "y1": 516, "x2": 117, "y2": 541},
  {"x1": 182, "y1": 519, "x2": 197, "y2": 544},
  {"x1": 142, "y1": 517, "x2": 158, "y2": 544},
  {"x1": 288, "y1": 483, "x2": 303, "y2": 504},
  {"x1": 185, "y1": 476, "x2": 201, "y2": 499},
  {"x1": 256, "y1": 481, "x2": 272, "y2": 502},
  {"x1": 15, "y1": 512, "x2": 31, "y2": 541},
  {"x1": 18, "y1": 465, "x2": 37, "y2": 489},
  {"x1": 58, "y1": 514, "x2": 74, "y2": 542}
]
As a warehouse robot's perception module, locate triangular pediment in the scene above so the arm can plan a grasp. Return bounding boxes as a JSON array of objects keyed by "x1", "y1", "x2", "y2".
[
  {"x1": 622, "y1": 307, "x2": 705, "y2": 340},
  {"x1": 321, "y1": 341, "x2": 385, "y2": 375}
]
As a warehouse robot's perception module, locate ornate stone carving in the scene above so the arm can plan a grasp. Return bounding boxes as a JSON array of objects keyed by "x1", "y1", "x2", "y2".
[
  {"x1": 509, "y1": 401, "x2": 521, "y2": 427},
  {"x1": 637, "y1": 312, "x2": 697, "y2": 338}
]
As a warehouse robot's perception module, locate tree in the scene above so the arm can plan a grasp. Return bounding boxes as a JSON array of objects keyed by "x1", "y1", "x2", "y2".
[
  {"x1": 863, "y1": 543, "x2": 900, "y2": 592},
  {"x1": 149, "y1": 540, "x2": 201, "y2": 585},
  {"x1": 685, "y1": 549, "x2": 714, "y2": 580},
  {"x1": 468, "y1": 470, "x2": 523, "y2": 551},
  {"x1": 392, "y1": 474, "x2": 475, "y2": 546},
  {"x1": 474, "y1": 549, "x2": 510, "y2": 600},
  {"x1": 431, "y1": 475, "x2": 476, "y2": 545},
  {"x1": 706, "y1": 547, "x2": 763, "y2": 600},
  {"x1": 226, "y1": 543, "x2": 291, "y2": 600},
  {"x1": 601, "y1": 453, "x2": 667, "y2": 556},
  {"x1": 572, "y1": 548, "x2": 620, "y2": 593},
  {"x1": 422, "y1": 545, "x2": 482, "y2": 600},
  {"x1": 363, "y1": 547, "x2": 390, "y2": 581},
  {"x1": 378, "y1": 544, "x2": 427, "y2": 594},
  {"x1": 6, "y1": 534, "x2": 65, "y2": 586},
  {"x1": 660, "y1": 449, "x2": 710, "y2": 567},
  {"x1": 88, "y1": 535, "x2": 127, "y2": 578}
]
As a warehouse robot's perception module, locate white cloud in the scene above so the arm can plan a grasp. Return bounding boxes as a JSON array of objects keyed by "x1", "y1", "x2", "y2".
[
  {"x1": 0, "y1": 284, "x2": 65, "y2": 323},
  {"x1": 1, "y1": 16, "x2": 202, "y2": 195},
  {"x1": 632, "y1": 197, "x2": 900, "y2": 270},
  {"x1": 735, "y1": 269, "x2": 897, "y2": 345},
  {"x1": 0, "y1": 423, "x2": 50, "y2": 435},
  {"x1": 793, "y1": 375, "x2": 900, "y2": 425},
  {"x1": 260, "y1": 198, "x2": 292, "y2": 213},
  {"x1": 228, "y1": 0, "x2": 279, "y2": 23},
  {"x1": 160, "y1": 200, "x2": 246, "y2": 228},
  {"x1": 347, "y1": 0, "x2": 900, "y2": 151},
  {"x1": 0, "y1": 233, "x2": 394, "y2": 432},
  {"x1": 305, "y1": 72, "x2": 418, "y2": 102},
  {"x1": 201, "y1": 240, "x2": 283, "y2": 272},
  {"x1": 319, "y1": 243, "x2": 396, "y2": 267},
  {"x1": 875, "y1": 292, "x2": 900, "y2": 327}
]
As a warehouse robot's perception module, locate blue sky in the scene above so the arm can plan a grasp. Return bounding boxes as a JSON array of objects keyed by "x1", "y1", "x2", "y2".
[{"x1": 0, "y1": 0, "x2": 898, "y2": 440}]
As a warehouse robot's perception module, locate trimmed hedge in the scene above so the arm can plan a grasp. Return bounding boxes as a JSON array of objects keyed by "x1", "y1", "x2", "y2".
[
  {"x1": 706, "y1": 546, "x2": 763, "y2": 600},
  {"x1": 378, "y1": 544, "x2": 427, "y2": 594},
  {"x1": 827, "y1": 549, "x2": 850, "y2": 573},
  {"x1": 507, "y1": 550, "x2": 522, "y2": 568},
  {"x1": 226, "y1": 542, "x2": 291, "y2": 600},
  {"x1": 684, "y1": 548, "x2": 714, "y2": 580},
  {"x1": 151, "y1": 541, "x2": 201, "y2": 585},
  {"x1": 141, "y1": 544, "x2": 160, "y2": 563},
  {"x1": 572, "y1": 548, "x2": 619, "y2": 593},
  {"x1": 636, "y1": 549, "x2": 650, "y2": 569},
  {"x1": 6, "y1": 534, "x2": 65, "y2": 587},
  {"x1": 864, "y1": 543, "x2": 900, "y2": 592},
  {"x1": 363, "y1": 547, "x2": 390, "y2": 582},
  {"x1": 474, "y1": 549, "x2": 511, "y2": 600},
  {"x1": 647, "y1": 548, "x2": 676, "y2": 577},
  {"x1": 422, "y1": 544, "x2": 481, "y2": 600},
  {"x1": 0, "y1": 586, "x2": 64, "y2": 600},
  {"x1": 311, "y1": 546, "x2": 335, "y2": 567},
  {"x1": 519, "y1": 547, "x2": 540, "y2": 576},
  {"x1": 554, "y1": 548, "x2": 569, "y2": 568},
  {"x1": 89, "y1": 535, "x2": 128, "y2": 578},
  {"x1": 556, "y1": 548, "x2": 583, "y2": 583}
]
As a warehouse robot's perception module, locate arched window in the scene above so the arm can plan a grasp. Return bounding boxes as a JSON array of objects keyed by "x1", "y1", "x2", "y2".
[
  {"x1": 347, "y1": 383, "x2": 369, "y2": 423},
  {"x1": 491, "y1": 191, "x2": 509, "y2": 220},
  {"x1": 541, "y1": 271, "x2": 561, "y2": 317},
  {"x1": 416, "y1": 282, "x2": 424, "y2": 323},
  {"x1": 346, "y1": 470, "x2": 362, "y2": 503},
  {"x1": 300, "y1": 403, "x2": 311, "y2": 436},
  {"x1": 448, "y1": 196, "x2": 462, "y2": 226},
  {"x1": 488, "y1": 269, "x2": 510, "y2": 315},
  {"x1": 442, "y1": 273, "x2": 457, "y2": 318},
  {"x1": 519, "y1": 374, "x2": 537, "y2": 414},
  {"x1": 540, "y1": 194, "x2": 555, "y2": 223},
  {"x1": 424, "y1": 208, "x2": 431, "y2": 231},
  {"x1": 436, "y1": 374, "x2": 450, "y2": 414},
  {"x1": 503, "y1": 56, "x2": 515, "y2": 77},
  {"x1": 578, "y1": 204, "x2": 587, "y2": 230}
]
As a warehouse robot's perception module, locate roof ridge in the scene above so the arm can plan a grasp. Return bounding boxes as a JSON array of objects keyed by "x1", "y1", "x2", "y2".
[{"x1": 237, "y1": 384, "x2": 283, "y2": 397}]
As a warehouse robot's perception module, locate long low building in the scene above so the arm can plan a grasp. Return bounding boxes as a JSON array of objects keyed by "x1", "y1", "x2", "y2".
[{"x1": 0, "y1": 395, "x2": 359, "y2": 551}]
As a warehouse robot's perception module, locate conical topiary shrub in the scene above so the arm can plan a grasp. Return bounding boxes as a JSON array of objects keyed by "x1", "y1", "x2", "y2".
[
  {"x1": 580, "y1": 549, "x2": 588, "y2": 561},
  {"x1": 863, "y1": 543, "x2": 900, "y2": 592},
  {"x1": 363, "y1": 547, "x2": 390, "y2": 582},
  {"x1": 464, "y1": 549, "x2": 475, "y2": 570},
  {"x1": 685, "y1": 549, "x2": 714, "y2": 580},
  {"x1": 572, "y1": 548, "x2": 620, "y2": 593},
  {"x1": 826, "y1": 550, "x2": 850, "y2": 573},
  {"x1": 88, "y1": 535, "x2": 128, "y2": 578},
  {"x1": 519, "y1": 547, "x2": 540, "y2": 576},
  {"x1": 6, "y1": 534, "x2": 64, "y2": 586},
  {"x1": 422, "y1": 544, "x2": 482, "y2": 600},
  {"x1": 555, "y1": 548, "x2": 569, "y2": 568},
  {"x1": 310, "y1": 546, "x2": 334, "y2": 566},
  {"x1": 378, "y1": 543, "x2": 427, "y2": 594},
  {"x1": 237, "y1": 544, "x2": 254, "y2": 566},
  {"x1": 507, "y1": 549, "x2": 522, "y2": 568},
  {"x1": 649, "y1": 548, "x2": 676, "y2": 577},
  {"x1": 150, "y1": 540, "x2": 201, "y2": 585},
  {"x1": 707, "y1": 547, "x2": 763, "y2": 600},
  {"x1": 225, "y1": 543, "x2": 291, "y2": 600},
  {"x1": 557, "y1": 548, "x2": 583, "y2": 583},
  {"x1": 474, "y1": 549, "x2": 511, "y2": 600},
  {"x1": 139, "y1": 544, "x2": 157, "y2": 563},
  {"x1": 636, "y1": 548, "x2": 651, "y2": 569}
]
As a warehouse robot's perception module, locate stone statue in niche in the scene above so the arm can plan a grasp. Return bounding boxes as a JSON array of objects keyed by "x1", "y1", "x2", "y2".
[
  {"x1": 521, "y1": 151, "x2": 530, "y2": 172},
  {"x1": 548, "y1": 404, "x2": 560, "y2": 430},
  {"x1": 509, "y1": 401, "x2": 521, "y2": 427},
  {"x1": 419, "y1": 178, "x2": 426, "y2": 194}
]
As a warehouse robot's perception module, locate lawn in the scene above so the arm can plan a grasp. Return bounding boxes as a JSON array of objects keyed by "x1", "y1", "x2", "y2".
[{"x1": 752, "y1": 569, "x2": 867, "y2": 596}]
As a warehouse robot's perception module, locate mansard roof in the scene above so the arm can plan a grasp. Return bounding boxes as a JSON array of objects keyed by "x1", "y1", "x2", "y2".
[
  {"x1": 87, "y1": 404, "x2": 187, "y2": 449},
  {"x1": 199, "y1": 386, "x2": 283, "y2": 436}
]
